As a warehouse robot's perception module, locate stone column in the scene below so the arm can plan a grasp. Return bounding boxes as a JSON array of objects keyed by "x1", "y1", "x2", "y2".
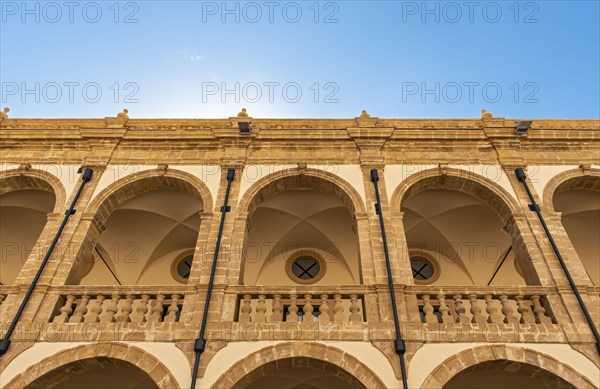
[{"x1": 193, "y1": 164, "x2": 243, "y2": 327}]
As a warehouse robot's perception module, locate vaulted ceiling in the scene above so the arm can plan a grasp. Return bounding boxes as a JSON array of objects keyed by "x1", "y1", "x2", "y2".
[
  {"x1": 245, "y1": 366, "x2": 356, "y2": 389},
  {"x1": 554, "y1": 188, "x2": 600, "y2": 285},
  {"x1": 402, "y1": 188, "x2": 523, "y2": 285},
  {"x1": 243, "y1": 189, "x2": 359, "y2": 285},
  {"x1": 81, "y1": 189, "x2": 202, "y2": 285},
  {"x1": 0, "y1": 189, "x2": 55, "y2": 285}
]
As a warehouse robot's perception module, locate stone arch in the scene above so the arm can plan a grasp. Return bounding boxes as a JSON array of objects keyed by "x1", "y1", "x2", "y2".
[
  {"x1": 3, "y1": 342, "x2": 179, "y2": 389},
  {"x1": 238, "y1": 167, "x2": 367, "y2": 216},
  {"x1": 390, "y1": 167, "x2": 521, "y2": 223},
  {"x1": 420, "y1": 345, "x2": 596, "y2": 389},
  {"x1": 390, "y1": 167, "x2": 532, "y2": 285},
  {"x1": 211, "y1": 342, "x2": 387, "y2": 389},
  {"x1": 543, "y1": 168, "x2": 600, "y2": 285},
  {"x1": 233, "y1": 168, "x2": 366, "y2": 286},
  {"x1": 67, "y1": 168, "x2": 213, "y2": 285},
  {"x1": 542, "y1": 168, "x2": 600, "y2": 212},
  {"x1": 0, "y1": 168, "x2": 66, "y2": 213},
  {"x1": 86, "y1": 168, "x2": 214, "y2": 226}
]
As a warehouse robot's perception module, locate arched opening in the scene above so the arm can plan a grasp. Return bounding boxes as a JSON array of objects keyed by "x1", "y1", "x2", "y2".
[
  {"x1": 443, "y1": 360, "x2": 576, "y2": 389},
  {"x1": 4, "y1": 343, "x2": 180, "y2": 389},
  {"x1": 399, "y1": 174, "x2": 529, "y2": 286},
  {"x1": 68, "y1": 174, "x2": 206, "y2": 286},
  {"x1": 420, "y1": 345, "x2": 596, "y2": 389},
  {"x1": 211, "y1": 342, "x2": 387, "y2": 389},
  {"x1": 241, "y1": 174, "x2": 361, "y2": 286},
  {"x1": 553, "y1": 176, "x2": 600, "y2": 285},
  {"x1": 0, "y1": 175, "x2": 57, "y2": 285},
  {"x1": 238, "y1": 357, "x2": 365, "y2": 389},
  {"x1": 23, "y1": 358, "x2": 159, "y2": 389}
]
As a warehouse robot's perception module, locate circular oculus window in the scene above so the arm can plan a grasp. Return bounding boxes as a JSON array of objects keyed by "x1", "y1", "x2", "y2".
[
  {"x1": 172, "y1": 254, "x2": 194, "y2": 283},
  {"x1": 286, "y1": 253, "x2": 326, "y2": 284},
  {"x1": 411, "y1": 256, "x2": 435, "y2": 281},
  {"x1": 292, "y1": 256, "x2": 320, "y2": 280}
]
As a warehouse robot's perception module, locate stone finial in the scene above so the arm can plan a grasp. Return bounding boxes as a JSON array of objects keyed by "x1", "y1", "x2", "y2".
[
  {"x1": 237, "y1": 108, "x2": 249, "y2": 118},
  {"x1": 117, "y1": 109, "x2": 129, "y2": 119},
  {"x1": 481, "y1": 109, "x2": 493, "y2": 118},
  {"x1": 0, "y1": 107, "x2": 9, "y2": 120},
  {"x1": 354, "y1": 109, "x2": 378, "y2": 127}
]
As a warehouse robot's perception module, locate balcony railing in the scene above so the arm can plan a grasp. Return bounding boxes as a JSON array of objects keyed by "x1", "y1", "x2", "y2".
[
  {"x1": 1, "y1": 283, "x2": 585, "y2": 337},
  {"x1": 411, "y1": 286, "x2": 557, "y2": 325},
  {"x1": 49, "y1": 286, "x2": 190, "y2": 323},
  {"x1": 228, "y1": 286, "x2": 369, "y2": 324}
]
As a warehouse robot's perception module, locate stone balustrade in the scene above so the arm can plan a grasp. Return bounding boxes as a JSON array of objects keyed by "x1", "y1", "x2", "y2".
[
  {"x1": 414, "y1": 288, "x2": 556, "y2": 325},
  {"x1": 4, "y1": 282, "x2": 584, "y2": 333},
  {"x1": 235, "y1": 291, "x2": 366, "y2": 324},
  {"x1": 50, "y1": 291, "x2": 185, "y2": 323}
]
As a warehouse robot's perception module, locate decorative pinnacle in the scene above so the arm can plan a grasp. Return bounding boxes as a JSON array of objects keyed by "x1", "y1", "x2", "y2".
[
  {"x1": 0, "y1": 107, "x2": 10, "y2": 120},
  {"x1": 117, "y1": 109, "x2": 129, "y2": 119},
  {"x1": 237, "y1": 108, "x2": 249, "y2": 118},
  {"x1": 359, "y1": 110, "x2": 371, "y2": 118},
  {"x1": 481, "y1": 109, "x2": 493, "y2": 118}
]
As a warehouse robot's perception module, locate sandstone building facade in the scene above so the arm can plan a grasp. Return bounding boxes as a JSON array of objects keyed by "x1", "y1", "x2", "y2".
[{"x1": 0, "y1": 108, "x2": 598, "y2": 388}]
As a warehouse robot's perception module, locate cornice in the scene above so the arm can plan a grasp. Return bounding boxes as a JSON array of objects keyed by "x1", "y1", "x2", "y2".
[{"x1": 0, "y1": 118, "x2": 597, "y2": 151}]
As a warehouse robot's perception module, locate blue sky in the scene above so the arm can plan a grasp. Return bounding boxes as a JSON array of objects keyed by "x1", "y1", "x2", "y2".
[{"x1": 1, "y1": 0, "x2": 599, "y2": 119}]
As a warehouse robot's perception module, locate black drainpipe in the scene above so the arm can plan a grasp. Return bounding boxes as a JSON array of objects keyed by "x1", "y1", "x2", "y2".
[
  {"x1": 515, "y1": 167, "x2": 600, "y2": 355},
  {"x1": 190, "y1": 168, "x2": 235, "y2": 389},
  {"x1": 370, "y1": 169, "x2": 409, "y2": 389},
  {"x1": 0, "y1": 167, "x2": 93, "y2": 357}
]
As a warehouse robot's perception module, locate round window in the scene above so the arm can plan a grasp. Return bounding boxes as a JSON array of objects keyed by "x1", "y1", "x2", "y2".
[
  {"x1": 411, "y1": 256, "x2": 434, "y2": 281},
  {"x1": 285, "y1": 252, "x2": 327, "y2": 284},
  {"x1": 173, "y1": 254, "x2": 193, "y2": 282},
  {"x1": 291, "y1": 256, "x2": 321, "y2": 280}
]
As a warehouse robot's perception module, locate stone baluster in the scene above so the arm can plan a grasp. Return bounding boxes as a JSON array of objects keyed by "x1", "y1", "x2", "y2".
[
  {"x1": 468, "y1": 294, "x2": 486, "y2": 325},
  {"x1": 453, "y1": 294, "x2": 470, "y2": 324},
  {"x1": 333, "y1": 294, "x2": 344, "y2": 323},
  {"x1": 84, "y1": 295, "x2": 105, "y2": 323},
  {"x1": 53, "y1": 295, "x2": 76, "y2": 323},
  {"x1": 287, "y1": 294, "x2": 299, "y2": 322},
  {"x1": 319, "y1": 294, "x2": 330, "y2": 324},
  {"x1": 302, "y1": 294, "x2": 314, "y2": 327},
  {"x1": 421, "y1": 295, "x2": 438, "y2": 324},
  {"x1": 100, "y1": 293, "x2": 119, "y2": 323},
  {"x1": 271, "y1": 294, "x2": 283, "y2": 322},
  {"x1": 131, "y1": 294, "x2": 150, "y2": 323},
  {"x1": 69, "y1": 294, "x2": 90, "y2": 323},
  {"x1": 531, "y1": 295, "x2": 552, "y2": 324},
  {"x1": 255, "y1": 294, "x2": 267, "y2": 323},
  {"x1": 349, "y1": 294, "x2": 361, "y2": 322},
  {"x1": 515, "y1": 295, "x2": 535, "y2": 324},
  {"x1": 148, "y1": 294, "x2": 165, "y2": 322},
  {"x1": 437, "y1": 294, "x2": 453, "y2": 324},
  {"x1": 164, "y1": 295, "x2": 181, "y2": 323},
  {"x1": 239, "y1": 294, "x2": 253, "y2": 323},
  {"x1": 117, "y1": 294, "x2": 134, "y2": 323},
  {"x1": 484, "y1": 294, "x2": 503, "y2": 324},
  {"x1": 499, "y1": 295, "x2": 519, "y2": 324}
]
